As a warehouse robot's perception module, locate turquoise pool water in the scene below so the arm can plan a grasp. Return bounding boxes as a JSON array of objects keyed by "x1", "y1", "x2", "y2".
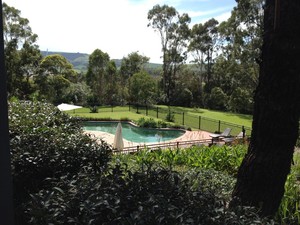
[{"x1": 83, "y1": 121, "x2": 185, "y2": 143}]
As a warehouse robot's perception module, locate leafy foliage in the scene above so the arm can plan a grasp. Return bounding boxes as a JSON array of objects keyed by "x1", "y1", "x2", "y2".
[
  {"x1": 25, "y1": 163, "x2": 273, "y2": 225},
  {"x1": 137, "y1": 117, "x2": 157, "y2": 128},
  {"x1": 9, "y1": 102, "x2": 279, "y2": 224},
  {"x1": 129, "y1": 71, "x2": 156, "y2": 105},
  {"x1": 4, "y1": 1, "x2": 262, "y2": 111},
  {"x1": 205, "y1": 87, "x2": 228, "y2": 111},
  {"x1": 276, "y1": 151, "x2": 300, "y2": 225},
  {"x1": 166, "y1": 110, "x2": 175, "y2": 122},
  {"x1": 119, "y1": 145, "x2": 247, "y2": 176},
  {"x1": 9, "y1": 101, "x2": 112, "y2": 223}
]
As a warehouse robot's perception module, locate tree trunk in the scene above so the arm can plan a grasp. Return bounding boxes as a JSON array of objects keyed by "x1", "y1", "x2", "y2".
[
  {"x1": 232, "y1": 0, "x2": 300, "y2": 216},
  {"x1": 0, "y1": 1, "x2": 15, "y2": 224}
]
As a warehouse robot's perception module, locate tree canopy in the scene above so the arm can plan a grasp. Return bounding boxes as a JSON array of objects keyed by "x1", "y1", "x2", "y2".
[{"x1": 3, "y1": 1, "x2": 266, "y2": 113}]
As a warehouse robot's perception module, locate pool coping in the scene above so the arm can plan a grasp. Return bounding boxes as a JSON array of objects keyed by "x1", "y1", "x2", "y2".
[
  {"x1": 82, "y1": 120, "x2": 188, "y2": 132},
  {"x1": 83, "y1": 120, "x2": 213, "y2": 148}
]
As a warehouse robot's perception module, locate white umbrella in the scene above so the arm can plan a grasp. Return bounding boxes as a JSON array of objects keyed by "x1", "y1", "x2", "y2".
[
  {"x1": 113, "y1": 122, "x2": 124, "y2": 151},
  {"x1": 57, "y1": 103, "x2": 82, "y2": 112}
]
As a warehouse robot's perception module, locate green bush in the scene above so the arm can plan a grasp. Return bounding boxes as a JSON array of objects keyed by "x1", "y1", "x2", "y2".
[
  {"x1": 205, "y1": 87, "x2": 228, "y2": 111},
  {"x1": 10, "y1": 101, "x2": 112, "y2": 188},
  {"x1": 165, "y1": 110, "x2": 175, "y2": 122},
  {"x1": 8, "y1": 102, "x2": 280, "y2": 224},
  {"x1": 276, "y1": 153, "x2": 300, "y2": 225},
  {"x1": 9, "y1": 101, "x2": 112, "y2": 223},
  {"x1": 89, "y1": 105, "x2": 99, "y2": 113},
  {"x1": 228, "y1": 87, "x2": 253, "y2": 114},
  {"x1": 128, "y1": 145, "x2": 247, "y2": 176},
  {"x1": 137, "y1": 117, "x2": 157, "y2": 128},
  {"x1": 25, "y1": 164, "x2": 273, "y2": 225}
]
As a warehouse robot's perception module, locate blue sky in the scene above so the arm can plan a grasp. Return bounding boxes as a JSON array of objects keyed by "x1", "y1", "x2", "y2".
[{"x1": 4, "y1": 0, "x2": 236, "y2": 63}]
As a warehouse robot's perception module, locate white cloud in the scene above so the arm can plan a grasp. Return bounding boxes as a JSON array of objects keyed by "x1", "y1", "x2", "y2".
[{"x1": 214, "y1": 12, "x2": 232, "y2": 23}]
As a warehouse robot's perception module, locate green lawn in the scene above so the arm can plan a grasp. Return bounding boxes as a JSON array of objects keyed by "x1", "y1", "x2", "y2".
[
  {"x1": 66, "y1": 105, "x2": 253, "y2": 135},
  {"x1": 68, "y1": 107, "x2": 147, "y2": 121},
  {"x1": 157, "y1": 105, "x2": 253, "y2": 127}
]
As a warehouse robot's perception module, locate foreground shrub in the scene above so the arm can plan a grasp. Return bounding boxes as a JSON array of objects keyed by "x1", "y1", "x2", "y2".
[
  {"x1": 9, "y1": 101, "x2": 112, "y2": 223},
  {"x1": 25, "y1": 164, "x2": 273, "y2": 225},
  {"x1": 119, "y1": 145, "x2": 247, "y2": 176},
  {"x1": 276, "y1": 159, "x2": 300, "y2": 225}
]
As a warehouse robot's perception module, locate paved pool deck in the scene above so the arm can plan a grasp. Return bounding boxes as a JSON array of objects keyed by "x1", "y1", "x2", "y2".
[{"x1": 85, "y1": 129, "x2": 213, "y2": 148}]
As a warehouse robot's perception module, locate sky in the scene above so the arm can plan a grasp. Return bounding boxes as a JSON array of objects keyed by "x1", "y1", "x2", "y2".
[{"x1": 4, "y1": 0, "x2": 237, "y2": 63}]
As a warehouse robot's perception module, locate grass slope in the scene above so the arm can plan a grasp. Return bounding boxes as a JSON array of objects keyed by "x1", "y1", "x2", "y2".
[{"x1": 67, "y1": 105, "x2": 253, "y2": 133}]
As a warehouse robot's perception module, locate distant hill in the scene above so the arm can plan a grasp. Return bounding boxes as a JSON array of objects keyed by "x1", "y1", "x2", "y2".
[
  {"x1": 41, "y1": 51, "x2": 89, "y2": 72},
  {"x1": 41, "y1": 51, "x2": 163, "y2": 75}
]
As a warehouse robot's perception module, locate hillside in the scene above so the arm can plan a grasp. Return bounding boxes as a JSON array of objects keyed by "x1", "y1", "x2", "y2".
[
  {"x1": 41, "y1": 51, "x2": 163, "y2": 75},
  {"x1": 41, "y1": 51, "x2": 89, "y2": 72}
]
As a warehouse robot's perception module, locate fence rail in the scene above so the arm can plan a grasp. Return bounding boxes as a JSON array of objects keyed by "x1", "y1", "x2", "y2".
[{"x1": 118, "y1": 138, "x2": 213, "y2": 154}]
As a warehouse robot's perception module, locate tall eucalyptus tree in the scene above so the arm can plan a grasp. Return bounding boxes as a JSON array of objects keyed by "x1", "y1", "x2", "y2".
[
  {"x1": 86, "y1": 49, "x2": 110, "y2": 105},
  {"x1": 148, "y1": 4, "x2": 190, "y2": 105},
  {"x1": 232, "y1": 0, "x2": 300, "y2": 216},
  {"x1": 189, "y1": 18, "x2": 219, "y2": 105},
  {"x1": 3, "y1": 2, "x2": 42, "y2": 98}
]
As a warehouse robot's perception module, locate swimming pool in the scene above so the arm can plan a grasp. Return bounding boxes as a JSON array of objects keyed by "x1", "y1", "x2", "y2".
[{"x1": 83, "y1": 121, "x2": 185, "y2": 143}]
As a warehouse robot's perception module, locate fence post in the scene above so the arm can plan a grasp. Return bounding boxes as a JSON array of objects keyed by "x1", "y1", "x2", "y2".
[
  {"x1": 218, "y1": 120, "x2": 221, "y2": 133},
  {"x1": 146, "y1": 105, "x2": 148, "y2": 116},
  {"x1": 242, "y1": 126, "x2": 245, "y2": 138},
  {"x1": 199, "y1": 116, "x2": 201, "y2": 130},
  {"x1": 182, "y1": 112, "x2": 185, "y2": 125},
  {"x1": 136, "y1": 105, "x2": 139, "y2": 114},
  {"x1": 156, "y1": 107, "x2": 159, "y2": 118}
]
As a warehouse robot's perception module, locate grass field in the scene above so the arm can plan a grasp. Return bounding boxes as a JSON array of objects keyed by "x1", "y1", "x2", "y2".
[
  {"x1": 67, "y1": 105, "x2": 253, "y2": 135},
  {"x1": 67, "y1": 106, "x2": 135, "y2": 121},
  {"x1": 158, "y1": 105, "x2": 253, "y2": 127}
]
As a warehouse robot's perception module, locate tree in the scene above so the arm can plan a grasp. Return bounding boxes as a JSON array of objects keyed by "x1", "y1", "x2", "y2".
[
  {"x1": 3, "y1": 2, "x2": 42, "y2": 98},
  {"x1": 86, "y1": 49, "x2": 110, "y2": 105},
  {"x1": 232, "y1": 0, "x2": 300, "y2": 216},
  {"x1": 18, "y1": 41, "x2": 42, "y2": 97},
  {"x1": 206, "y1": 87, "x2": 228, "y2": 111},
  {"x1": 148, "y1": 4, "x2": 190, "y2": 105},
  {"x1": 120, "y1": 51, "x2": 149, "y2": 104},
  {"x1": 38, "y1": 54, "x2": 77, "y2": 80},
  {"x1": 120, "y1": 51, "x2": 149, "y2": 82},
  {"x1": 35, "y1": 54, "x2": 76, "y2": 103},
  {"x1": 62, "y1": 82, "x2": 91, "y2": 106},
  {"x1": 0, "y1": 1, "x2": 15, "y2": 224},
  {"x1": 129, "y1": 71, "x2": 156, "y2": 106},
  {"x1": 213, "y1": 1, "x2": 264, "y2": 113},
  {"x1": 189, "y1": 18, "x2": 219, "y2": 106},
  {"x1": 172, "y1": 65, "x2": 197, "y2": 107},
  {"x1": 105, "y1": 60, "x2": 121, "y2": 105}
]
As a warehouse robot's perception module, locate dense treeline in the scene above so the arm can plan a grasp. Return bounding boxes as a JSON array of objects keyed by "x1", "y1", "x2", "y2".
[{"x1": 3, "y1": 1, "x2": 262, "y2": 113}]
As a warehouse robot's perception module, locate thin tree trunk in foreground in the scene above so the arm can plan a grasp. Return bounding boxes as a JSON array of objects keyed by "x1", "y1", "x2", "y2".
[
  {"x1": 0, "y1": 1, "x2": 15, "y2": 224},
  {"x1": 232, "y1": 0, "x2": 300, "y2": 216}
]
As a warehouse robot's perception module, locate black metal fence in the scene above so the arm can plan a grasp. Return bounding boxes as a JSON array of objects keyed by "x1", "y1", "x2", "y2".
[{"x1": 129, "y1": 105, "x2": 252, "y2": 136}]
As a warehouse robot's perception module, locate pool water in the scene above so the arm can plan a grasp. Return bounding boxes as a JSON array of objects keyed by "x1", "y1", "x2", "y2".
[{"x1": 83, "y1": 121, "x2": 185, "y2": 143}]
